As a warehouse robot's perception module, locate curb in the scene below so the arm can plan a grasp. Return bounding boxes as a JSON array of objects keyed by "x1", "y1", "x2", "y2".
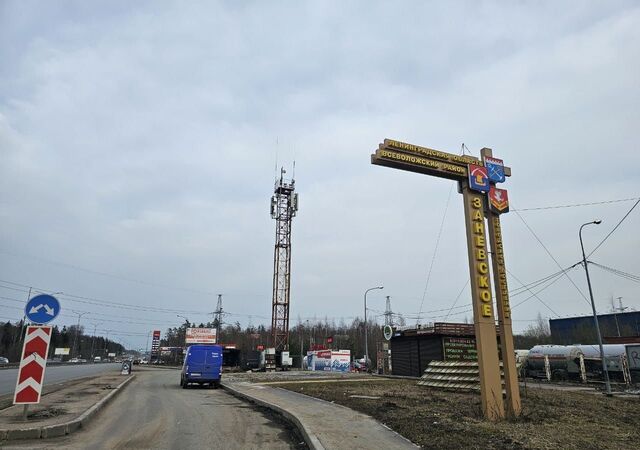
[
  {"x1": 1, "y1": 374, "x2": 136, "y2": 441},
  {"x1": 221, "y1": 382, "x2": 325, "y2": 450}
]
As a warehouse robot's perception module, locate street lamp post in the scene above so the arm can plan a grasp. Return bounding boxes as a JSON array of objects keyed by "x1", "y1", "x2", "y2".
[
  {"x1": 579, "y1": 220, "x2": 611, "y2": 395},
  {"x1": 89, "y1": 322, "x2": 101, "y2": 359},
  {"x1": 363, "y1": 286, "x2": 383, "y2": 367},
  {"x1": 71, "y1": 310, "x2": 89, "y2": 358}
]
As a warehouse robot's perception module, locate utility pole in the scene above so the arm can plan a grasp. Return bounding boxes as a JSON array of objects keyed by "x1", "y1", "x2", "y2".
[
  {"x1": 612, "y1": 296, "x2": 628, "y2": 337},
  {"x1": 89, "y1": 322, "x2": 101, "y2": 358},
  {"x1": 214, "y1": 294, "x2": 223, "y2": 343},
  {"x1": 14, "y1": 287, "x2": 32, "y2": 355},
  {"x1": 579, "y1": 220, "x2": 612, "y2": 395},
  {"x1": 384, "y1": 295, "x2": 393, "y2": 327},
  {"x1": 71, "y1": 311, "x2": 89, "y2": 358}
]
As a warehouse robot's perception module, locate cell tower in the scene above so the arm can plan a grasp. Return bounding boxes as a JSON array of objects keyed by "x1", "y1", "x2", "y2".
[{"x1": 270, "y1": 167, "x2": 299, "y2": 351}]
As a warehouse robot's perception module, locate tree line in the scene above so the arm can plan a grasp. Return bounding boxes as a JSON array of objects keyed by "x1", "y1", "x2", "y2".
[
  {"x1": 0, "y1": 320, "x2": 124, "y2": 362},
  {"x1": 160, "y1": 314, "x2": 556, "y2": 366}
]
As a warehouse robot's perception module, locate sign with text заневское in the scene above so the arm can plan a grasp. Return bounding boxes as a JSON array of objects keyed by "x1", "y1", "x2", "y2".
[{"x1": 371, "y1": 138, "x2": 517, "y2": 421}]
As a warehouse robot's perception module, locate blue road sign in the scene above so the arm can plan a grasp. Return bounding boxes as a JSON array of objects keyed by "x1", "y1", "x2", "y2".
[{"x1": 25, "y1": 294, "x2": 61, "y2": 324}]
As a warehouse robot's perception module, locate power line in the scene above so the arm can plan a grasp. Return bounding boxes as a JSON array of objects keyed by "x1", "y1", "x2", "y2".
[
  {"x1": 443, "y1": 280, "x2": 469, "y2": 321},
  {"x1": 512, "y1": 197, "x2": 639, "y2": 212},
  {"x1": 506, "y1": 269, "x2": 560, "y2": 317},
  {"x1": 513, "y1": 209, "x2": 591, "y2": 306},
  {"x1": 0, "y1": 249, "x2": 222, "y2": 297},
  {"x1": 589, "y1": 262, "x2": 640, "y2": 284},
  {"x1": 417, "y1": 183, "x2": 454, "y2": 324},
  {"x1": 587, "y1": 198, "x2": 640, "y2": 258}
]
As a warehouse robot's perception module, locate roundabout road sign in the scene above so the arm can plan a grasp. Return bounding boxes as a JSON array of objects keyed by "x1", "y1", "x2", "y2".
[{"x1": 25, "y1": 294, "x2": 61, "y2": 324}]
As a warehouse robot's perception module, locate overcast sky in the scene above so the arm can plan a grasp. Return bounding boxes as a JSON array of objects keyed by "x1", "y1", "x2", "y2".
[{"x1": 1, "y1": 1, "x2": 639, "y2": 350}]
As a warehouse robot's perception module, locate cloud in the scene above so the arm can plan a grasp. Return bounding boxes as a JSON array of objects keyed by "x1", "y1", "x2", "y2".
[{"x1": 1, "y1": 1, "x2": 638, "y2": 348}]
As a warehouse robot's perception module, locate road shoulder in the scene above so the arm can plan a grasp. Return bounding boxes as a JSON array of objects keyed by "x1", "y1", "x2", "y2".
[{"x1": 222, "y1": 380, "x2": 418, "y2": 450}]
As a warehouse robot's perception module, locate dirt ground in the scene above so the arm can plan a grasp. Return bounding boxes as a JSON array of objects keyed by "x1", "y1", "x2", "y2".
[
  {"x1": 277, "y1": 379, "x2": 639, "y2": 450},
  {"x1": 0, "y1": 373, "x2": 127, "y2": 429}
]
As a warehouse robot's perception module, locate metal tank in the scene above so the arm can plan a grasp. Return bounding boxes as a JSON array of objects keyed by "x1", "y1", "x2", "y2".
[
  {"x1": 574, "y1": 344, "x2": 626, "y2": 372},
  {"x1": 526, "y1": 345, "x2": 583, "y2": 379}
]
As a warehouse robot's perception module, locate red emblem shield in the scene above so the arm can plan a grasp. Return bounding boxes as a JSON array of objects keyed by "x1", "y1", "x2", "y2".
[{"x1": 489, "y1": 186, "x2": 509, "y2": 214}]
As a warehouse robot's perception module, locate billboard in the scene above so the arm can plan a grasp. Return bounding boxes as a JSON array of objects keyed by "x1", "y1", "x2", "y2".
[
  {"x1": 54, "y1": 347, "x2": 70, "y2": 355},
  {"x1": 314, "y1": 350, "x2": 332, "y2": 371},
  {"x1": 330, "y1": 351, "x2": 351, "y2": 372},
  {"x1": 306, "y1": 350, "x2": 350, "y2": 372},
  {"x1": 185, "y1": 327, "x2": 217, "y2": 344}
]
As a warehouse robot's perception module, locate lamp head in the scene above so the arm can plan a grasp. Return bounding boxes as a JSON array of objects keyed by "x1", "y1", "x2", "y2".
[
  {"x1": 593, "y1": 220, "x2": 602, "y2": 225},
  {"x1": 377, "y1": 286, "x2": 384, "y2": 290}
]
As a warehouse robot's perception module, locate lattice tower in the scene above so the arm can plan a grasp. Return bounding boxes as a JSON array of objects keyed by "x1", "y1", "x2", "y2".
[{"x1": 270, "y1": 167, "x2": 298, "y2": 351}]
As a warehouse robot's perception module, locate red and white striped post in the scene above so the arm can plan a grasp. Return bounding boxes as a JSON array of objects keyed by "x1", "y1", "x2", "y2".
[{"x1": 13, "y1": 326, "x2": 52, "y2": 419}]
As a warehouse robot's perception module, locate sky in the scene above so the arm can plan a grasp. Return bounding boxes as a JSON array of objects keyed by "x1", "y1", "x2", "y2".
[{"x1": 1, "y1": 1, "x2": 639, "y2": 351}]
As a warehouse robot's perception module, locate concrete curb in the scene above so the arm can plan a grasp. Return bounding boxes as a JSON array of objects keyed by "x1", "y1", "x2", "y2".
[
  {"x1": 221, "y1": 382, "x2": 325, "y2": 450},
  {"x1": 1, "y1": 374, "x2": 136, "y2": 441}
]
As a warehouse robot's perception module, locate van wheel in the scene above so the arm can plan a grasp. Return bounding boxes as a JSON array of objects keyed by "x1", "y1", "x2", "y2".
[
  {"x1": 181, "y1": 379, "x2": 188, "y2": 389},
  {"x1": 213, "y1": 381, "x2": 221, "y2": 389}
]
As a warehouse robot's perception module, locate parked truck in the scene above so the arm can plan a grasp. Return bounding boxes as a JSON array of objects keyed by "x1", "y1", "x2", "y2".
[{"x1": 180, "y1": 344, "x2": 223, "y2": 389}]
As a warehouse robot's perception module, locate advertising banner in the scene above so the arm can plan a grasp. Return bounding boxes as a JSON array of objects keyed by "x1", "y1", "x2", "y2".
[
  {"x1": 314, "y1": 350, "x2": 332, "y2": 371},
  {"x1": 330, "y1": 351, "x2": 351, "y2": 372},
  {"x1": 185, "y1": 327, "x2": 217, "y2": 344},
  {"x1": 54, "y1": 347, "x2": 70, "y2": 355},
  {"x1": 443, "y1": 337, "x2": 478, "y2": 361}
]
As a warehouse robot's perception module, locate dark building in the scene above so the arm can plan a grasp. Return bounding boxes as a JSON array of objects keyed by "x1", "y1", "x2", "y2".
[
  {"x1": 390, "y1": 323, "x2": 479, "y2": 377},
  {"x1": 549, "y1": 311, "x2": 640, "y2": 344}
]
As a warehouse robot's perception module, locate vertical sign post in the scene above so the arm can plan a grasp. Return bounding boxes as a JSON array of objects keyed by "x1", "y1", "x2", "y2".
[
  {"x1": 15, "y1": 293, "x2": 60, "y2": 420},
  {"x1": 462, "y1": 182, "x2": 505, "y2": 419},
  {"x1": 371, "y1": 139, "x2": 519, "y2": 420},
  {"x1": 14, "y1": 326, "x2": 53, "y2": 418},
  {"x1": 482, "y1": 148, "x2": 520, "y2": 417},
  {"x1": 151, "y1": 330, "x2": 161, "y2": 361}
]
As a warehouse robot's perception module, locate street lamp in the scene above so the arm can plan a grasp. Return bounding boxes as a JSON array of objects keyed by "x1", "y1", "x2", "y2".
[
  {"x1": 71, "y1": 310, "x2": 89, "y2": 358},
  {"x1": 89, "y1": 321, "x2": 102, "y2": 359},
  {"x1": 177, "y1": 314, "x2": 189, "y2": 325},
  {"x1": 579, "y1": 220, "x2": 611, "y2": 395},
  {"x1": 364, "y1": 286, "x2": 383, "y2": 367}
]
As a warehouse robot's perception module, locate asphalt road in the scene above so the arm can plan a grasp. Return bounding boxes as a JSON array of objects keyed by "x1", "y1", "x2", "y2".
[
  {"x1": 7, "y1": 368, "x2": 300, "y2": 449},
  {"x1": 0, "y1": 363, "x2": 122, "y2": 395}
]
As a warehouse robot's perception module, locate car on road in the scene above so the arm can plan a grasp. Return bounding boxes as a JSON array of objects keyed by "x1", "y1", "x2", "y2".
[
  {"x1": 69, "y1": 358, "x2": 80, "y2": 363},
  {"x1": 0, "y1": 357, "x2": 9, "y2": 365},
  {"x1": 181, "y1": 344, "x2": 222, "y2": 389}
]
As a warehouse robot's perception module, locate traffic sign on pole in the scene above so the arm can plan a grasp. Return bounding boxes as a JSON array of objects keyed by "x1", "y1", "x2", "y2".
[
  {"x1": 14, "y1": 326, "x2": 52, "y2": 405},
  {"x1": 25, "y1": 294, "x2": 60, "y2": 324}
]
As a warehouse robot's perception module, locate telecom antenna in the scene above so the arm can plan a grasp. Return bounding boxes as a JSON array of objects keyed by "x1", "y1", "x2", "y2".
[{"x1": 270, "y1": 166, "x2": 299, "y2": 351}]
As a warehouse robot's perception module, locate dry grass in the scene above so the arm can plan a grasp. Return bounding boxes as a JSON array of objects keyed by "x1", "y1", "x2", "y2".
[{"x1": 277, "y1": 380, "x2": 639, "y2": 450}]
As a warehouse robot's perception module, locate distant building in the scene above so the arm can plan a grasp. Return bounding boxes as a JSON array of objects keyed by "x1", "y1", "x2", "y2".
[
  {"x1": 549, "y1": 311, "x2": 640, "y2": 344},
  {"x1": 390, "y1": 323, "x2": 480, "y2": 377}
]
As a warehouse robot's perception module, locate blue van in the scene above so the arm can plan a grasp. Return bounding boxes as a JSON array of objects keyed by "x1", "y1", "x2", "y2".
[{"x1": 180, "y1": 344, "x2": 223, "y2": 389}]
